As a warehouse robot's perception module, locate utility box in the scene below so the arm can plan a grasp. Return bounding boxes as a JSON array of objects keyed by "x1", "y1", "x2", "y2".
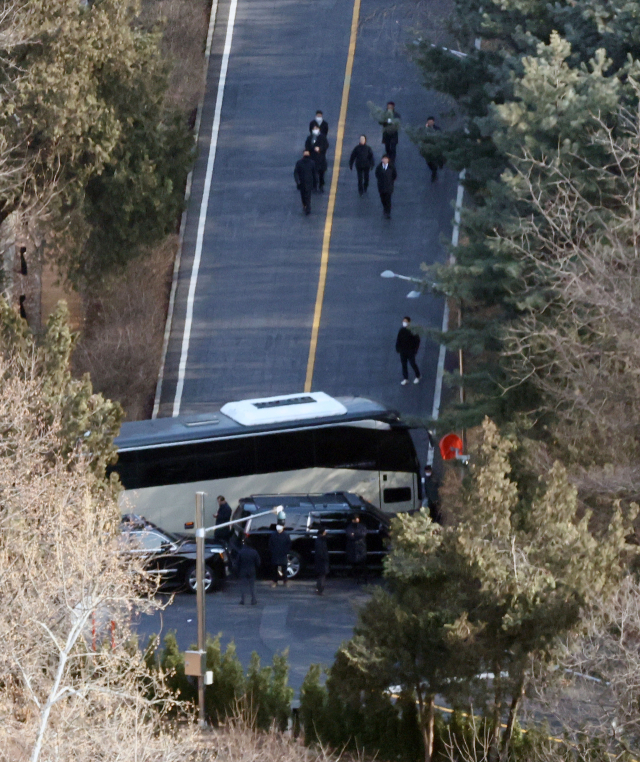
[{"x1": 184, "y1": 650, "x2": 206, "y2": 677}]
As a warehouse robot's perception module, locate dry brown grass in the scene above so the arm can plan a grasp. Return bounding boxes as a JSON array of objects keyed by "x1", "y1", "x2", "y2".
[
  {"x1": 73, "y1": 237, "x2": 177, "y2": 421},
  {"x1": 71, "y1": 0, "x2": 211, "y2": 419},
  {"x1": 199, "y1": 721, "x2": 365, "y2": 762},
  {"x1": 142, "y1": 0, "x2": 211, "y2": 113}
]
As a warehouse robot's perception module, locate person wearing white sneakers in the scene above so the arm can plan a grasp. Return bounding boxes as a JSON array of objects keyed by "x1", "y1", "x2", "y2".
[{"x1": 395, "y1": 316, "x2": 421, "y2": 385}]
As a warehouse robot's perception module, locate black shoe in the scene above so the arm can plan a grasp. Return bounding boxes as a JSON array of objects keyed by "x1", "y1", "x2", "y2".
[
  {"x1": 359, "y1": 191, "x2": 363, "y2": 196},
  {"x1": 239, "y1": 599, "x2": 245, "y2": 605},
  {"x1": 305, "y1": 208, "x2": 311, "y2": 215},
  {"x1": 251, "y1": 599, "x2": 257, "y2": 605},
  {"x1": 319, "y1": 187, "x2": 325, "y2": 193},
  {"x1": 384, "y1": 212, "x2": 391, "y2": 219},
  {"x1": 431, "y1": 172, "x2": 437, "y2": 182}
]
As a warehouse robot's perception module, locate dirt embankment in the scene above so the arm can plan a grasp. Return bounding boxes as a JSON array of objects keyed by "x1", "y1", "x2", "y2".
[{"x1": 71, "y1": 0, "x2": 211, "y2": 421}]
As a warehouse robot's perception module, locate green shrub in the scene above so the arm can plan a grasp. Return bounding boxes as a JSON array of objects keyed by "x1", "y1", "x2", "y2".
[{"x1": 147, "y1": 632, "x2": 292, "y2": 728}]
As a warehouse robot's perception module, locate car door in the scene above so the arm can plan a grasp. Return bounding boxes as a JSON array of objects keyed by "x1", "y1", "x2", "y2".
[
  {"x1": 359, "y1": 512, "x2": 386, "y2": 567},
  {"x1": 126, "y1": 529, "x2": 181, "y2": 584}
]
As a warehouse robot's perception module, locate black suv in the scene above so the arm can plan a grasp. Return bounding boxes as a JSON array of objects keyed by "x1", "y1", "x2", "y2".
[
  {"x1": 230, "y1": 493, "x2": 391, "y2": 579},
  {"x1": 120, "y1": 514, "x2": 228, "y2": 593}
]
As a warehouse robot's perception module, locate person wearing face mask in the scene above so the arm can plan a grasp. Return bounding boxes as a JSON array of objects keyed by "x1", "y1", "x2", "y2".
[
  {"x1": 395, "y1": 316, "x2": 421, "y2": 385},
  {"x1": 374, "y1": 154, "x2": 397, "y2": 218},
  {"x1": 349, "y1": 135, "x2": 375, "y2": 196},
  {"x1": 378, "y1": 101, "x2": 401, "y2": 162},
  {"x1": 309, "y1": 110, "x2": 329, "y2": 136},
  {"x1": 305, "y1": 126, "x2": 330, "y2": 192},
  {"x1": 268, "y1": 520, "x2": 292, "y2": 587}
]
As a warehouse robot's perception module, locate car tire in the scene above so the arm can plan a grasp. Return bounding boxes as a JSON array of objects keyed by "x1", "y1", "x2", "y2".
[
  {"x1": 186, "y1": 563, "x2": 221, "y2": 594},
  {"x1": 286, "y1": 551, "x2": 303, "y2": 580}
]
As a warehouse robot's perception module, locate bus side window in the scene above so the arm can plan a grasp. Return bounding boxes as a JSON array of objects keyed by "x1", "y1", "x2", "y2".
[
  {"x1": 314, "y1": 427, "x2": 378, "y2": 470},
  {"x1": 110, "y1": 451, "x2": 139, "y2": 490},
  {"x1": 377, "y1": 429, "x2": 418, "y2": 473},
  {"x1": 254, "y1": 431, "x2": 315, "y2": 474}
]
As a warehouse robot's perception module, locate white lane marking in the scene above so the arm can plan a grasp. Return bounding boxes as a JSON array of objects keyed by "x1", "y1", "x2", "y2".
[
  {"x1": 152, "y1": 0, "x2": 221, "y2": 419},
  {"x1": 172, "y1": 0, "x2": 239, "y2": 417},
  {"x1": 428, "y1": 170, "x2": 466, "y2": 464}
]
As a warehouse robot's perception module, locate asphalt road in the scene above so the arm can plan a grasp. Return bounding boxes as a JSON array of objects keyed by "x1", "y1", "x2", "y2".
[
  {"x1": 134, "y1": 578, "x2": 372, "y2": 696},
  {"x1": 156, "y1": 0, "x2": 458, "y2": 435}
]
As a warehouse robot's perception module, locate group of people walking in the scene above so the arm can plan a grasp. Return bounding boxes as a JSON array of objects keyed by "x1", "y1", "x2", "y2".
[
  {"x1": 295, "y1": 102, "x2": 435, "y2": 219},
  {"x1": 232, "y1": 513, "x2": 370, "y2": 604}
]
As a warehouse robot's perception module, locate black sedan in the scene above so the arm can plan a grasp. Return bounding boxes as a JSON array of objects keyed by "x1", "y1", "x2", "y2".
[{"x1": 120, "y1": 514, "x2": 228, "y2": 593}]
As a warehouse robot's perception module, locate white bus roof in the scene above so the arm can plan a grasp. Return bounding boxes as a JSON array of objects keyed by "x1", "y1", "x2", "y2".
[
  {"x1": 220, "y1": 392, "x2": 347, "y2": 426},
  {"x1": 114, "y1": 395, "x2": 398, "y2": 451}
]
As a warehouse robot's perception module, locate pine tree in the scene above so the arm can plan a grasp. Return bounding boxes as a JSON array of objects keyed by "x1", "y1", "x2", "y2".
[
  {"x1": 331, "y1": 420, "x2": 636, "y2": 762},
  {"x1": 410, "y1": 0, "x2": 640, "y2": 432}
]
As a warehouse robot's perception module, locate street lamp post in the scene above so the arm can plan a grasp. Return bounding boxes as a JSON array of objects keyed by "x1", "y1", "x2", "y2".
[
  {"x1": 188, "y1": 499, "x2": 282, "y2": 728},
  {"x1": 380, "y1": 269, "x2": 423, "y2": 298},
  {"x1": 195, "y1": 492, "x2": 206, "y2": 727}
]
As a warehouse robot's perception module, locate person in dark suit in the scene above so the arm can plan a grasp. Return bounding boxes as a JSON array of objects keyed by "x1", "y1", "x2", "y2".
[
  {"x1": 309, "y1": 110, "x2": 329, "y2": 136},
  {"x1": 294, "y1": 150, "x2": 317, "y2": 215},
  {"x1": 379, "y1": 101, "x2": 401, "y2": 162},
  {"x1": 269, "y1": 524, "x2": 291, "y2": 586},
  {"x1": 375, "y1": 155, "x2": 397, "y2": 218},
  {"x1": 237, "y1": 536, "x2": 261, "y2": 605},
  {"x1": 214, "y1": 495, "x2": 232, "y2": 542},
  {"x1": 305, "y1": 127, "x2": 329, "y2": 191},
  {"x1": 345, "y1": 515, "x2": 368, "y2": 584},
  {"x1": 349, "y1": 135, "x2": 375, "y2": 196},
  {"x1": 396, "y1": 316, "x2": 421, "y2": 385},
  {"x1": 314, "y1": 525, "x2": 330, "y2": 595},
  {"x1": 423, "y1": 116, "x2": 444, "y2": 182}
]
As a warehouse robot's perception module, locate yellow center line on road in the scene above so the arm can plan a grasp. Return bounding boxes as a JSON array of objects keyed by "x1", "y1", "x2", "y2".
[{"x1": 304, "y1": 0, "x2": 362, "y2": 392}]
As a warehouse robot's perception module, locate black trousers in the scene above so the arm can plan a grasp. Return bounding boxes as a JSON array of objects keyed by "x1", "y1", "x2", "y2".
[
  {"x1": 316, "y1": 573, "x2": 326, "y2": 594},
  {"x1": 317, "y1": 169, "x2": 326, "y2": 189},
  {"x1": 379, "y1": 190, "x2": 392, "y2": 216},
  {"x1": 240, "y1": 576, "x2": 256, "y2": 603},
  {"x1": 427, "y1": 160, "x2": 439, "y2": 180},
  {"x1": 356, "y1": 166, "x2": 370, "y2": 193},
  {"x1": 299, "y1": 187, "x2": 311, "y2": 214},
  {"x1": 400, "y1": 352, "x2": 420, "y2": 380},
  {"x1": 383, "y1": 137, "x2": 397, "y2": 162},
  {"x1": 273, "y1": 564, "x2": 288, "y2": 584}
]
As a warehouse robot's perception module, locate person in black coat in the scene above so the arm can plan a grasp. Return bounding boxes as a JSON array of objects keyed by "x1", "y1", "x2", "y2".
[
  {"x1": 309, "y1": 110, "x2": 329, "y2": 136},
  {"x1": 375, "y1": 155, "x2": 397, "y2": 219},
  {"x1": 423, "y1": 116, "x2": 444, "y2": 182},
  {"x1": 269, "y1": 524, "x2": 292, "y2": 586},
  {"x1": 379, "y1": 101, "x2": 401, "y2": 162},
  {"x1": 349, "y1": 135, "x2": 375, "y2": 196},
  {"x1": 422, "y1": 464, "x2": 441, "y2": 523},
  {"x1": 314, "y1": 525, "x2": 330, "y2": 595},
  {"x1": 345, "y1": 515, "x2": 368, "y2": 583},
  {"x1": 305, "y1": 127, "x2": 329, "y2": 191},
  {"x1": 214, "y1": 495, "x2": 232, "y2": 542},
  {"x1": 294, "y1": 150, "x2": 317, "y2": 215},
  {"x1": 237, "y1": 536, "x2": 261, "y2": 605},
  {"x1": 396, "y1": 315, "x2": 421, "y2": 385}
]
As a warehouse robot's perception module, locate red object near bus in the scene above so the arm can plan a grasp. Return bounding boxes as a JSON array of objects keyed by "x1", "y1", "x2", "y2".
[{"x1": 439, "y1": 433, "x2": 464, "y2": 461}]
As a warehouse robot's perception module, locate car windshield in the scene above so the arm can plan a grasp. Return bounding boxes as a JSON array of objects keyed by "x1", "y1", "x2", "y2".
[{"x1": 120, "y1": 516, "x2": 182, "y2": 544}]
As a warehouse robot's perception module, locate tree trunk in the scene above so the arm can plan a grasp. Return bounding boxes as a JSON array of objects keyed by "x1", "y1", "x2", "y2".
[
  {"x1": 489, "y1": 666, "x2": 503, "y2": 762},
  {"x1": 499, "y1": 674, "x2": 525, "y2": 762},
  {"x1": 416, "y1": 686, "x2": 436, "y2": 762}
]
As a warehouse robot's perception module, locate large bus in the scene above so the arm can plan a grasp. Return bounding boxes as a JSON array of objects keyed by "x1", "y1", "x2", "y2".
[{"x1": 111, "y1": 392, "x2": 421, "y2": 533}]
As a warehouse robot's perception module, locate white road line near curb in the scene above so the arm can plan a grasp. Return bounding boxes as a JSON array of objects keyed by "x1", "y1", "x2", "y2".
[
  {"x1": 428, "y1": 170, "x2": 465, "y2": 464},
  {"x1": 172, "y1": 0, "x2": 239, "y2": 417},
  {"x1": 152, "y1": 0, "x2": 221, "y2": 419}
]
